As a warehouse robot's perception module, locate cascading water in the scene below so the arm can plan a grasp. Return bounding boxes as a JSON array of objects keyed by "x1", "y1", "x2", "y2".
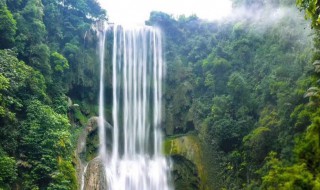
[
  {"x1": 97, "y1": 23, "x2": 171, "y2": 190},
  {"x1": 98, "y1": 23, "x2": 108, "y2": 164}
]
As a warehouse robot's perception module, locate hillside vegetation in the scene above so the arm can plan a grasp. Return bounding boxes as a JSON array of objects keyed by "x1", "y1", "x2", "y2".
[{"x1": 1, "y1": 0, "x2": 320, "y2": 189}]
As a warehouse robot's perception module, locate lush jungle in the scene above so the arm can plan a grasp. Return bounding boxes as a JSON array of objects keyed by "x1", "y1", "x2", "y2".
[{"x1": 0, "y1": 0, "x2": 320, "y2": 189}]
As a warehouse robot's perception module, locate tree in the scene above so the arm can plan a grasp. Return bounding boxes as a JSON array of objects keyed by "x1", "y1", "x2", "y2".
[
  {"x1": 297, "y1": 0, "x2": 320, "y2": 28},
  {"x1": 51, "y1": 52, "x2": 69, "y2": 72},
  {"x1": 0, "y1": 149, "x2": 17, "y2": 189},
  {"x1": 0, "y1": 2, "x2": 17, "y2": 48},
  {"x1": 20, "y1": 100, "x2": 76, "y2": 189}
]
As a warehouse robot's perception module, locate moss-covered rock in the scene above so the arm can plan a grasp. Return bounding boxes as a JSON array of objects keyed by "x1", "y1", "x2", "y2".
[
  {"x1": 75, "y1": 116, "x2": 112, "y2": 188},
  {"x1": 171, "y1": 155, "x2": 200, "y2": 190},
  {"x1": 164, "y1": 135, "x2": 209, "y2": 189}
]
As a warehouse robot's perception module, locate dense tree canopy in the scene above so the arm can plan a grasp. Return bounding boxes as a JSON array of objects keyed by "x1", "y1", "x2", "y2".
[
  {"x1": 0, "y1": 0, "x2": 16, "y2": 48},
  {"x1": 147, "y1": 1, "x2": 317, "y2": 188},
  {"x1": 0, "y1": 0, "x2": 105, "y2": 189},
  {"x1": 1, "y1": 0, "x2": 320, "y2": 189}
]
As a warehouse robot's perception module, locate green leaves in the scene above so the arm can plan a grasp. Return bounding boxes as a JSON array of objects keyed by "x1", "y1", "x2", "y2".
[
  {"x1": 297, "y1": 0, "x2": 320, "y2": 28},
  {"x1": 0, "y1": 150, "x2": 17, "y2": 189},
  {"x1": 0, "y1": 49, "x2": 47, "y2": 101},
  {"x1": 243, "y1": 126, "x2": 272, "y2": 163},
  {"x1": 63, "y1": 43, "x2": 79, "y2": 60},
  {"x1": 0, "y1": 74, "x2": 9, "y2": 91},
  {"x1": 16, "y1": 0, "x2": 46, "y2": 44},
  {"x1": 28, "y1": 43, "x2": 51, "y2": 76},
  {"x1": 21, "y1": 100, "x2": 74, "y2": 188},
  {"x1": 0, "y1": 2, "x2": 17, "y2": 48},
  {"x1": 261, "y1": 152, "x2": 314, "y2": 190},
  {"x1": 0, "y1": 49, "x2": 71, "y2": 188},
  {"x1": 51, "y1": 52, "x2": 69, "y2": 72},
  {"x1": 0, "y1": 0, "x2": 106, "y2": 188},
  {"x1": 152, "y1": 3, "x2": 314, "y2": 189},
  {"x1": 48, "y1": 158, "x2": 77, "y2": 190},
  {"x1": 227, "y1": 72, "x2": 249, "y2": 101}
]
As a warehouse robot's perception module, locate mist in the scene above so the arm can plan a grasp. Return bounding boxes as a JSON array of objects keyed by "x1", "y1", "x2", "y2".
[{"x1": 217, "y1": 2, "x2": 313, "y2": 42}]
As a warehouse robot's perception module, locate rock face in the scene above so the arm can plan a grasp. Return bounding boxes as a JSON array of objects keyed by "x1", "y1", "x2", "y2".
[
  {"x1": 164, "y1": 135, "x2": 206, "y2": 190},
  {"x1": 76, "y1": 116, "x2": 112, "y2": 190},
  {"x1": 86, "y1": 117, "x2": 99, "y2": 133},
  {"x1": 83, "y1": 157, "x2": 108, "y2": 190}
]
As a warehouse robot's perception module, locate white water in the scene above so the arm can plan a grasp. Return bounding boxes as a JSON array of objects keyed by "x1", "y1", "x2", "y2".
[
  {"x1": 97, "y1": 24, "x2": 171, "y2": 190},
  {"x1": 81, "y1": 163, "x2": 89, "y2": 190},
  {"x1": 98, "y1": 23, "x2": 108, "y2": 164}
]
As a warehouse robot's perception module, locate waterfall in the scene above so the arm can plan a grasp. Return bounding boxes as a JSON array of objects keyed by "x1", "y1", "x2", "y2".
[
  {"x1": 97, "y1": 24, "x2": 171, "y2": 190},
  {"x1": 81, "y1": 163, "x2": 89, "y2": 190},
  {"x1": 98, "y1": 23, "x2": 108, "y2": 164}
]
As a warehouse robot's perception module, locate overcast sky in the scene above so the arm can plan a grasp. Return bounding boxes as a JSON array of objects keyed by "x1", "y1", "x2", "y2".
[{"x1": 98, "y1": 0, "x2": 233, "y2": 24}]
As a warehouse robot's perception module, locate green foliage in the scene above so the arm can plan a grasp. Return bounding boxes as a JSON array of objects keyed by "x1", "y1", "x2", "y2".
[
  {"x1": 0, "y1": 0, "x2": 105, "y2": 187},
  {"x1": 48, "y1": 158, "x2": 78, "y2": 190},
  {"x1": 5, "y1": 0, "x2": 23, "y2": 11},
  {"x1": 243, "y1": 127, "x2": 271, "y2": 163},
  {"x1": 294, "y1": 108, "x2": 320, "y2": 173},
  {"x1": 260, "y1": 152, "x2": 314, "y2": 190},
  {"x1": 297, "y1": 0, "x2": 320, "y2": 28},
  {"x1": 20, "y1": 100, "x2": 75, "y2": 189},
  {"x1": 0, "y1": 2, "x2": 16, "y2": 48},
  {"x1": 227, "y1": 72, "x2": 249, "y2": 103},
  {"x1": 0, "y1": 0, "x2": 318, "y2": 189},
  {"x1": 63, "y1": 42, "x2": 80, "y2": 60},
  {"x1": 171, "y1": 155, "x2": 200, "y2": 190},
  {"x1": 0, "y1": 49, "x2": 47, "y2": 101},
  {"x1": 0, "y1": 74, "x2": 9, "y2": 91},
  {"x1": 0, "y1": 49, "x2": 48, "y2": 161},
  {"x1": 0, "y1": 74, "x2": 9, "y2": 117},
  {"x1": 51, "y1": 52, "x2": 69, "y2": 72},
  {"x1": 148, "y1": 3, "x2": 313, "y2": 189},
  {"x1": 28, "y1": 43, "x2": 52, "y2": 76},
  {"x1": 15, "y1": 0, "x2": 46, "y2": 45},
  {"x1": 0, "y1": 149, "x2": 17, "y2": 189}
]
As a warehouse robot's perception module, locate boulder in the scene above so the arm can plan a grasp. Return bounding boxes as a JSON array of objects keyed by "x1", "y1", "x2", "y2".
[
  {"x1": 164, "y1": 135, "x2": 207, "y2": 189},
  {"x1": 83, "y1": 157, "x2": 108, "y2": 190},
  {"x1": 76, "y1": 116, "x2": 112, "y2": 189}
]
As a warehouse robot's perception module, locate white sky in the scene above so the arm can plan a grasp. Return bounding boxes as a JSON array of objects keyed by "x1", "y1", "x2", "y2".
[{"x1": 98, "y1": 0, "x2": 233, "y2": 25}]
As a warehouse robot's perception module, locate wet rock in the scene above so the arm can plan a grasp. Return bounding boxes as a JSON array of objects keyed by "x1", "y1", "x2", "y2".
[
  {"x1": 164, "y1": 135, "x2": 206, "y2": 189},
  {"x1": 76, "y1": 116, "x2": 112, "y2": 189},
  {"x1": 86, "y1": 117, "x2": 99, "y2": 133},
  {"x1": 83, "y1": 157, "x2": 108, "y2": 190}
]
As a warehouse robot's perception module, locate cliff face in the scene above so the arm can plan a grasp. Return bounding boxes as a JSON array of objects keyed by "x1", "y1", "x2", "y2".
[{"x1": 164, "y1": 135, "x2": 209, "y2": 190}]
